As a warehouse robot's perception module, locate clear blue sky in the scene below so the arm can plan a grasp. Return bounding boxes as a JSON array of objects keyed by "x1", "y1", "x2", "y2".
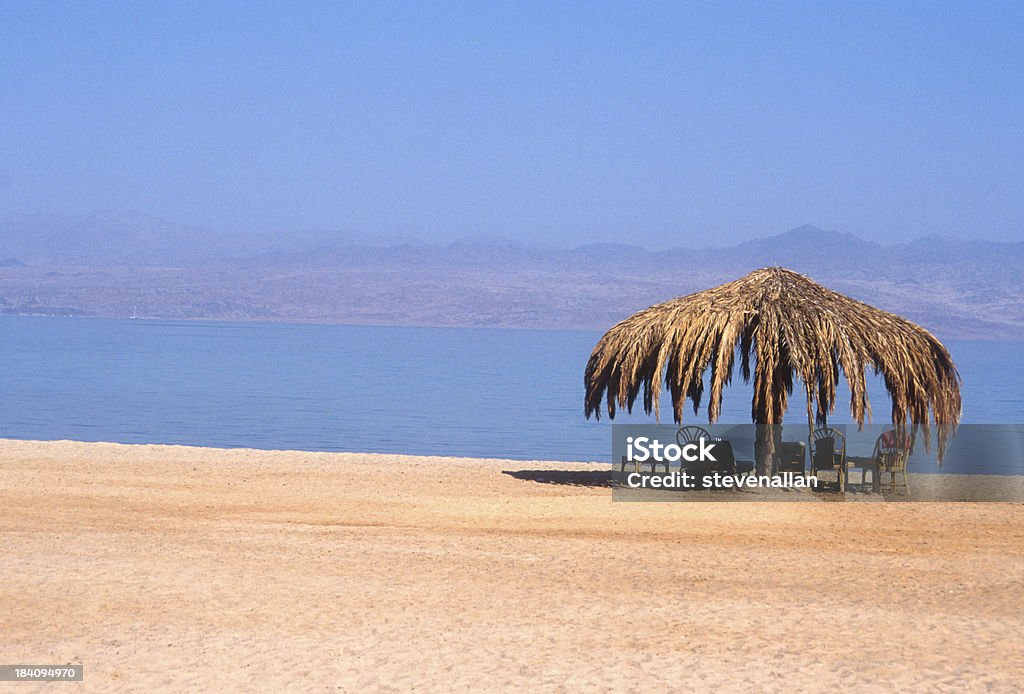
[{"x1": 2, "y1": 1, "x2": 1022, "y2": 247}]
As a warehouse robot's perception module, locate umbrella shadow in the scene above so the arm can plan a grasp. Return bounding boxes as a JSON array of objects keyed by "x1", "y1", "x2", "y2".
[{"x1": 502, "y1": 469, "x2": 612, "y2": 488}]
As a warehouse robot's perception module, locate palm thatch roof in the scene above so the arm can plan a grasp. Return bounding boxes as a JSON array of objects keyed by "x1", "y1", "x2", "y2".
[{"x1": 584, "y1": 267, "x2": 961, "y2": 459}]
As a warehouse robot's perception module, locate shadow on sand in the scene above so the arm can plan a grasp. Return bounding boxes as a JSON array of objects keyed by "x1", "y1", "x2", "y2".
[{"x1": 502, "y1": 469, "x2": 612, "y2": 488}]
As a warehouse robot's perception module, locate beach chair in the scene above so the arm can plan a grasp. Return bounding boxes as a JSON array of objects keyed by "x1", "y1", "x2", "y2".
[
  {"x1": 715, "y1": 439, "x2": 755, "y2": 477},
  {"x1": 809, "y1": 428, "x2": 847, "y2": 490},
  {"x1": 708, "y1": 439, "x2": 734, "y2": 475},
  {"x1": 775, "y1": 441, "x2": 806, "y2": 475},
  {"x1": 689, "y1": 439, "x2": 750, "y2": 491},
  {"x1": 876, "y1": 430, "x2": 912, "y2": 495},
  {"x1": 676, "y1": 425, "x2": 713, "y2": 478}
]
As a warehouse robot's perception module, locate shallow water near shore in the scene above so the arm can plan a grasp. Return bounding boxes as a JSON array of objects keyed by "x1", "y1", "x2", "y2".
[{"x1": 0, "y1": 315, "x2": 1021, "y2": 461}]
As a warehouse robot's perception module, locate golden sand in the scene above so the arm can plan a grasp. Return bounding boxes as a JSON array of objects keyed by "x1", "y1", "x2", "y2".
[{"x1": 2, "y1": 439, "x2": 1023, "y2": 692}]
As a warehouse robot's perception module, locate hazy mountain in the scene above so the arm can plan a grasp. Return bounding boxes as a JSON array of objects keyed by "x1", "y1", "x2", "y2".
[
  {"x1": 0, "y1": 211, "x2": 419, "y2": 266},
  {"x1": 729, "y1": 225, "x2": 883, "y2": 269},
  {"x1": 0, "y1": 211, "x2": 239, "y2": 266},
  {"x1": 0, "y1": 217, "x2": 1021, "y2": 340}
]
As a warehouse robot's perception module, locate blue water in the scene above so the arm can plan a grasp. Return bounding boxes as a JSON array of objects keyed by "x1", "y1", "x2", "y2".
[{"x1": 0, "y1": 316, "x2": 1021, "y2": 461}]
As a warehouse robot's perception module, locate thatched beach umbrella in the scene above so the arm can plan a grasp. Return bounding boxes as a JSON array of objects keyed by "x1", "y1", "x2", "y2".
[{"x1": 584, "y1": 267, "x2": 961, "y2": 472}]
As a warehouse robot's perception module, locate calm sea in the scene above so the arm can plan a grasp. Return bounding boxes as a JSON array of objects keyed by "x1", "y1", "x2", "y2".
[{"x1": 0, "y1": 316, "x2": 1020, "y2": 462}]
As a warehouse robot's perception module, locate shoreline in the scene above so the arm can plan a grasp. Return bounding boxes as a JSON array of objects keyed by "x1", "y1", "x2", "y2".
[{"x1": 0, "y1": 435, "x2": 609, "y2": 466}]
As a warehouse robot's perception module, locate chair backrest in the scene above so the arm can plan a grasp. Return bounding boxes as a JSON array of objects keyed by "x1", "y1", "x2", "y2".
[
  {"x1": 810, "y1": 427, "x2": 845, "y2": 467},
  {"x1": 813, "y1": 437, "x2": 834, "y2": 469},
  {"x1": 676, "y1": 425, "x2": 711, "y2": 446}
]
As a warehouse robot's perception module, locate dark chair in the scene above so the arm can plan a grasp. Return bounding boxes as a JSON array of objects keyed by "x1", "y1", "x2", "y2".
[
  {"x1": 709, "y1": 440, "x2": 736, "y2": 475},
  {"x1": 676, "y1": 425, "x2": 712, "y2": 474},
  {"x1": 692, "y1": 440, "x2": 751, "y2": 490},
  {"x1": 809, "y1": 428, "x2": 847, "y2": 490},
  {"x1": 776, "y1": 441, "x2": 806, "y2": 475},
  {"x1": 715, "y1": 440, "x2": 755, "y2": 477}
]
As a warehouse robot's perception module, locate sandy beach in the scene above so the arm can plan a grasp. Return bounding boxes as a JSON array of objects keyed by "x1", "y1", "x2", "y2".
[{"x1": 2, "y1": 439, "x2": 1023, "y2": 692}]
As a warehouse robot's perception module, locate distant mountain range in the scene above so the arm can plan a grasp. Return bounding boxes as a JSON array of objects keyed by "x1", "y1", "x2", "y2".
[
  {"x1": 1, "y1": 212, "x2": 1022, "y2": 340},
  {"x1": 0, "y1": 211, "x2": 408, "y2": 266}
]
